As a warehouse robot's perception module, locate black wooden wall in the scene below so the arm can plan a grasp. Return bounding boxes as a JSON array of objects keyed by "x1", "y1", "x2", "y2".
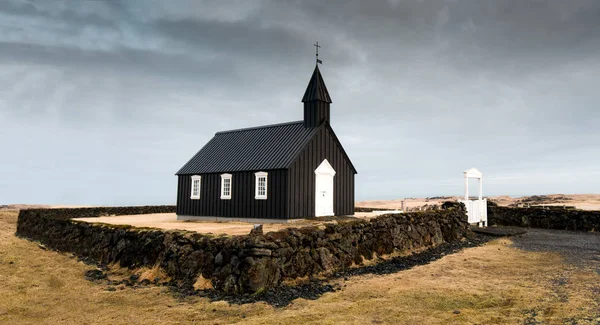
[
  {"x1": 303, "y1": 101, "x2": 330, "y2": 128},
  {"x1": 176, "y1": 170, "x2": 288, "y2": 219},
  {"x1": 287, "y1": 124, "x2": 355, "y2": 219}
]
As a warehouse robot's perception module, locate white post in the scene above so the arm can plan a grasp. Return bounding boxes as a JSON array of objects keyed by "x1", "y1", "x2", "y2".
[{"x1": 478, "y1": 177, "x2": 483, "y2": 200}]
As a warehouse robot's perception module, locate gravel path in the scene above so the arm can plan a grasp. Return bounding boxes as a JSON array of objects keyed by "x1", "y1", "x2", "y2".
[{"x1": 510, "y1": 228, "x2": 600, "y2": 274}]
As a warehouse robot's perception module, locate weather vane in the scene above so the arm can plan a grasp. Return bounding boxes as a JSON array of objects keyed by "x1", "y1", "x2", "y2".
[{"x1": 314, "y1": 41, "x2": 323, "y2": 65}]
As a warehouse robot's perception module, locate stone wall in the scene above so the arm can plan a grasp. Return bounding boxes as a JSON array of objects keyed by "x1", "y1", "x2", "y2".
[
  {"x1": 19, "y1": 205, "x2": 176, "y2": 220},
  {"x1": 488, "y1": 206, "x2": 600, "y2": 231},
  {"x1": 16, "y1": 205, "x2": 470, "y2": 294},
  {"x1": 353, "y1": 207, "x2": 391, "y2": 212}
]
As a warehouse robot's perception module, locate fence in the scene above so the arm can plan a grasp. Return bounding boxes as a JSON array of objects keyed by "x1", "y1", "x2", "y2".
[{"x1": 460, "y1": 199, "x2": 487, "y2": 226}]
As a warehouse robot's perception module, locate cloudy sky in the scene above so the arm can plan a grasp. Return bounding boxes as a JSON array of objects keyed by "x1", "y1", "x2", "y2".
[{"x1": 1, "y1": 0, "x2": 599, "y2": 205}]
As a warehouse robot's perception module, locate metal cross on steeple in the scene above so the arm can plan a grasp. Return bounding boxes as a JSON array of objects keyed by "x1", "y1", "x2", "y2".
[{"x1": 314, "y1": 41, "x2": 323, "y2": 65}]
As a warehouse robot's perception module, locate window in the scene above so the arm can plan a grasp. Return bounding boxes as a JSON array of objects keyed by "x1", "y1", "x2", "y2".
[
  {"x1": 254, "y1": 171, "x2": 268, "y2": 200},
  {"x1": 190, "y1": 175, "x2": 201, "y2": 199},
  {"x1": 220, "y1": 174, "x2": 232, "y2": 200}
]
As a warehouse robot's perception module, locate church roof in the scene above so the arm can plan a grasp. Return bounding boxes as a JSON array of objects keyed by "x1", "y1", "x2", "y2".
[
  {"x1": 176, "y1": 121, "x2": 318, "y2": 175},
  {"x1": 301, "y1": 65, "x2": 332, "y2": 103}
]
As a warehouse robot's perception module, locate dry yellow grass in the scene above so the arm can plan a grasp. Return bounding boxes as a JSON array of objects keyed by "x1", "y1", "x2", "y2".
[
  {"x1": 1, "y1": 209, "x2": 599, "y2": 324},
  {"x1": 357, "y1": 193, "x2": 600, "y2": 211}
]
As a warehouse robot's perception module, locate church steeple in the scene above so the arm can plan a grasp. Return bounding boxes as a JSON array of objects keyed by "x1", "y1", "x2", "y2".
[{"x1": 302, "y1": 64, "x2": 332, "y2": 128}]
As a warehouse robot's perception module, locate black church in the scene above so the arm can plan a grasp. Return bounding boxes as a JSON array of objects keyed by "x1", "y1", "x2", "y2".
[{"x1": 175, "y1": 63, "x2": 357, "y2": 222}]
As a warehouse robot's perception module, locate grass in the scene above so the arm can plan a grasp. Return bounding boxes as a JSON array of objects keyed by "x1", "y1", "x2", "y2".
[{"x1": 1, "y1": 209, "x2": 599, "y2": 324}]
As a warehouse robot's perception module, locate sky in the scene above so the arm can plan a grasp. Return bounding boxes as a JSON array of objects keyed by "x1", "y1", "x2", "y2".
[{"x1": 1, "y1": 0, "x2": 599, "y2": 205}]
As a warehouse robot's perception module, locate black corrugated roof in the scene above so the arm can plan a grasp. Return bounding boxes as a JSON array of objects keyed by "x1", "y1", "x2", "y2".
[
  {"x1": 176, "y1": 121, "x2": 318, "y2": 175},
  {"x1": 302, "y1": 65, "x2": 332, "y2": 103}
]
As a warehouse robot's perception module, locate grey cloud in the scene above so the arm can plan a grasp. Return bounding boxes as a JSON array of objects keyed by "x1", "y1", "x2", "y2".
[
  {"x1": 0, "y1": 41, "x2": 236, "y2": 82},
  {"x1": 0, "y1": 0, "x2": 116, "y2": 28},
  {"x1": 1, "y1": 0, "x2": 599, "y2": 205},
  {"x1": 153, "y1": 18, "x2": 309, "y2": 62}
]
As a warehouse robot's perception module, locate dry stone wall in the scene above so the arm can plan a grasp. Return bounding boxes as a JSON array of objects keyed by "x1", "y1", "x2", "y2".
[
  {"x1": 22, "y1": 206, "x2": 176, "y2": 220},
  {"x1": 16, "y1": 205, "x2": 470, "y2": 293},
  {"x1": 353, "y1": 207, "x2": 391, "y2": 212},
  {"x1": 488, "y1": 206, "x2": 600, "y2": 231}
]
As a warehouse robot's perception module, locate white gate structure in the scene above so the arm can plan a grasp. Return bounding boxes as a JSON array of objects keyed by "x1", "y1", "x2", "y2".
[{"x1": 459, "y1": 168, "x2": 487, "y2": 227}]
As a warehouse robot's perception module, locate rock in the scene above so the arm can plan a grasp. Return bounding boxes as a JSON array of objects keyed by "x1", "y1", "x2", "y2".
[
  {"x1": 140, "y1": 279, "x2": 151, "y2": 286},
  {"x1": 316, "y1": 247, "x2": 339, "y2": 273},
  {"x1": 442, "y1": 201, "x2": 464, "y2": 211},
  {"x1": 248, "y1": 239, "x2": 279, "y2": 249},
  {"x1": 105, "y1": 287, "x2": 116, "y2": 292},
  {"x1": 129, "y1": 274, "x2": 140, "y2": 282},
  {"x1": 230, "y1": 255, "x2": 240, "y2": 268},
  {"x1": 178, "y1": 250, "x2": 205, "y2": 280},
  {"x1": 84, "y1": 269, "x2": 106, "y2": 281},
  {"x1": 453, "y1": 310, "x2": 461, "y2": 314},
  {"x1": 246, "y1": 248, "x2": 272, "y2": 257},
  {"x1": 221, "y1": 275, "x2": 238, "y2": 293},
  {"x1": 241, "y1": 257, "x2": 280, "y2": 293},
  {"x1": 214, "y1": 252, "x2": 224, "y2": 266},
  {"x1": 250, "y1": 224, "x2": 263, "y2": 236},
  {"x1": 327, "y1": 232, "x2": 343, "y2": 241}
]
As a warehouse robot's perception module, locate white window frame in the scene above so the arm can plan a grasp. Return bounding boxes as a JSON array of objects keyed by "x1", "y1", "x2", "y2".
[
  {"x1": 220, "y1": 173, "x2": 232, "y2": 200},
  {"x1": 254, "y1": 171, "x2": 268, "y2": 200},
  {"x1": 190, "y1": 175, "x2": 201, "y2": 199}
]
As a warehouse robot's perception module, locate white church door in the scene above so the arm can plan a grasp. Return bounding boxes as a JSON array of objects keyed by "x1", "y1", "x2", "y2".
[{"x1": 315, "y1": 159, "x2": 336, "y2": 217}]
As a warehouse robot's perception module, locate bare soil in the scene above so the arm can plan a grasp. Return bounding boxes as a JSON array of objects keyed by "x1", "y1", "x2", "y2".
[
  {"x1": 74, "y1": 213, "x2": 375, "y2": 236},
  {"x1": 357, "y1": 194, "x2": 600, "y2": 211}
]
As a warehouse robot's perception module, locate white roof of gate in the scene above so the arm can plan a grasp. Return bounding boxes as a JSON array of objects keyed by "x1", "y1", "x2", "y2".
[{"x1": 464, "y1": 168, "x2": 482, "y2": 179}]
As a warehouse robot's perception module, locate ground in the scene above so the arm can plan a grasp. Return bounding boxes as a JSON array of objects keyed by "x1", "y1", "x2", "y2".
[
  {"x1": 73, "y1": 213, "x2": 375, "y2": 236},
  {"x1": 357, "y1": 194, "x2": 600, "y2": 211},
  {"x1": 1, "y1": 209, "x2": 599, "y2": 324}
]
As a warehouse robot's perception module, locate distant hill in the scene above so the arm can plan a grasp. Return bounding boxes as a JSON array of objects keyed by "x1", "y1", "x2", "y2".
[
  {"x1": 0, "y1": 204, "x2": 90, "y2": 210},
  {"x1": 357, "y1": 194, "x2": 600, "y2": 211}
]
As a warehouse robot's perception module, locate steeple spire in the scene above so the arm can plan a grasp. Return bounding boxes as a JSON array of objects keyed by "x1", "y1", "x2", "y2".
[
  {"x1": 302, "y1": 64, "x2": 332, "y2": 103},
  {"x1": 302, "y1": 64, "x2": 332, "y2": 128}
]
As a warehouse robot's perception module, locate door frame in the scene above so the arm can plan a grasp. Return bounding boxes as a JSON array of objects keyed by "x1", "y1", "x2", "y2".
[{"x1": 315, "y1": 159, "x2": 336, "y2": 217}]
